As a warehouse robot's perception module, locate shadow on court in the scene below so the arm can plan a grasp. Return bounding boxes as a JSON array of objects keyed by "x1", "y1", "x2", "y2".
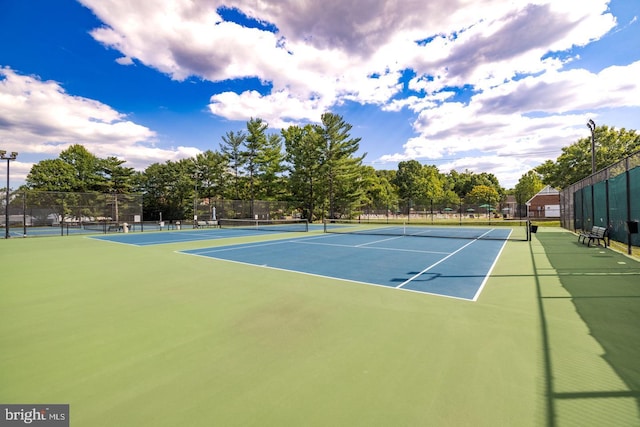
[{"x1": 532, "y1": 230, "x2": 640, "y2": 427}]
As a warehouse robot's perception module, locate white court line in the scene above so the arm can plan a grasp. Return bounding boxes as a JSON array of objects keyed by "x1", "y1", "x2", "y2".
[
  {"x1": 90, "y1": 230, "x2": 235, "y2": 246},
  {"x1": 186, "y1": 230, "x2": 459, "y2": 256},
  {"x1": 85, "y1": 236, "x2": 142, "y2": 247},
  {"x1": 355, "y1": 235, "x2": 404, "y2": 247},
  {"x1": 470, "y1": 237, "x2": 508, "y2": 301},
  {"x1": 176, "y1": 250, "x2": 475, "y2": 301},
  {"x1": 293, "y1": 239, "x2": 450, "y2": 255},
  {"x1": 396, "y1": 229, "x2": 494, "y2": 289},
  {"x1": 185, "y1": 238, "x2": 294, "y2": 255}
]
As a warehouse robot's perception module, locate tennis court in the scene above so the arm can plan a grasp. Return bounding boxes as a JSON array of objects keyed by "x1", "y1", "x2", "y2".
[
  {"x1": 90, "y1": 227, "x2": 277, "y2": 246},
  {"x1": 90, "y1": 219, "x2": 313, "y2": 246},
  {"x1": 180, "y1": 231, "x2": 512, "y2": 300},
  {"x1": 2, "y1": 225, "x2": 639, "y2": 426}
]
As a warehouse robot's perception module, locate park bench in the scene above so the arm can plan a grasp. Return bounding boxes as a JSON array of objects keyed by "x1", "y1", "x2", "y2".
[{"x1": 578, "y1": 226, "x2": 609, "y2": 247}]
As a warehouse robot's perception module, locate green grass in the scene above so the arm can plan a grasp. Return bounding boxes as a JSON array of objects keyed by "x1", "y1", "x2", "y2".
[{"x1": 1, "y1": 229, "x2": 638, "y2": 426}]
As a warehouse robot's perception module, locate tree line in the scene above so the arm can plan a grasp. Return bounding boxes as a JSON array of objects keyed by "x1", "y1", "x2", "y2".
[{"x1": 21, "y1": 113, "x2": 640, "y2": 222}]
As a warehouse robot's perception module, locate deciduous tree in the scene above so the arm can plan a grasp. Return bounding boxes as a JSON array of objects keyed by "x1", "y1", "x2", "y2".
[{"x1": 536, "y1": 125, "x2": 640, "y2": 188}]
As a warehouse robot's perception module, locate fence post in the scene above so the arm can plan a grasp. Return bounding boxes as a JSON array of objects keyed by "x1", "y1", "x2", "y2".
[{"x1": 626, "y1": 157, "x2": 632, "y2": 255}]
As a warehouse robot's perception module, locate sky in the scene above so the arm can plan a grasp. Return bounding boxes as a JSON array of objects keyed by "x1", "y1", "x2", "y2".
[{"x1": 1, "y1": 0, "x2": 639, "y2": 189}]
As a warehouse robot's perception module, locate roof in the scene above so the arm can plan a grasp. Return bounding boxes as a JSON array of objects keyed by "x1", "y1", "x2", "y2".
[{"x1": 526, "y1": 185, "x2": 560, "y2": 205}]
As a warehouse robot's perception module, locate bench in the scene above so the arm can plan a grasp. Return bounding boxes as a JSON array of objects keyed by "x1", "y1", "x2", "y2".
[{"x1": 578, "y1": 226, "x2": 609, "y2": 247}]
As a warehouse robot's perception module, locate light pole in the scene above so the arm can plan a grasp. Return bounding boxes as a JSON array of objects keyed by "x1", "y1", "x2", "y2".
[
  {"x1": 1, "y1": 150, "x2": 18, "y2": 239},
  {"x1": 193, "y1": 171, "x2": 200, "y2": 228},
  {"x1": 587, "y1": 119, "x2": 596, "y2": 175}
]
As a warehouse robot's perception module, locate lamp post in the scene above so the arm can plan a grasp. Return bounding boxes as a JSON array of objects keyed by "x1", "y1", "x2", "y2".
[
  {"x1": 1, "y1": 150, "x2": 18, "y2": 239},
  {"x1": 193, "y1": 171, "x2": 200, "y2": 228},
  {"x1": 587, "y1": 119, "x2": 596, "y2": 175}
]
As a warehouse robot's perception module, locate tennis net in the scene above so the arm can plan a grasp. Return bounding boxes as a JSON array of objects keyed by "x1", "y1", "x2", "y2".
[
  {"x1": 323, "y1": 219, "x2": 530, "y2": 241},
  {"x1": 80, "y1": 221, "x2": 122, "y2": 233},
  {"x1": 218, "y1": 218, "x2": 309, "y2": 232}
]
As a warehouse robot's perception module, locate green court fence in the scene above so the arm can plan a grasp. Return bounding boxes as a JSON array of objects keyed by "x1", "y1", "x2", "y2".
[{"x1": 560, "y1": 151, "x2": 640, "y2": 251}]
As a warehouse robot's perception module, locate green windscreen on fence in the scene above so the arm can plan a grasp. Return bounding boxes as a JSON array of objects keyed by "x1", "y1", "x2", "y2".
[
  {"x1": 631, "y1": 167, "x2": 640, "y2": 246},
  {"x1": 573, "y1": 188, "x2": 583, "y2": 230},
  {"x1": 582, "y1": 186, "x2": 594, "y2": 230},
  {"x1": 608, "y1": 172, "x2": 628, "y2": 243},
  {"x1": 593, "y1": 180, "x2": 608, "y2": 228},
  {"x1": 563, "y1": 152, "x2": 639, "y2": 251}
]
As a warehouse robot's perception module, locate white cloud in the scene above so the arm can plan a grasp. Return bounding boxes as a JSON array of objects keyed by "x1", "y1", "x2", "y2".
[
  {"x1": 208, "y1": 89, "x2": 332, "y2": 128},
  {"x1": 73, "y1": 0, "x2": 637, "y2": 186},
  {"x1": 0, "y1": 67, "x2": 183, "y2": 180},
  {"x1": 115, "y1": 56, "x2": 134, "y2": 65},
  {"x1": 78, "y1": 0, "x2": 621, "y2": 108},
  {"x1": 382, "y1": 60, "x2": 640, "y2": 162}
]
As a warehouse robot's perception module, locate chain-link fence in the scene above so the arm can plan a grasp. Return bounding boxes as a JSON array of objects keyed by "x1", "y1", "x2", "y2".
[
  {"x1": 195, "y1": 199, "x2": 304, "y2": 222},
  {"x1": 340, "y1": 198, "x2": 526, "y2": 222},
  {"x1": 560, "y1": 151, "x2": 640, "y2": 251},
  {"x1": 1, "y1": 191, "x2": 143, "y2": 237}
]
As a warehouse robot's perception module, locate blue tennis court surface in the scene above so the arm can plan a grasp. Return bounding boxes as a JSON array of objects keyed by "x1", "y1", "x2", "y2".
[
  {"x1": 179, "y1": 232, "x2": 509, "y2": 301},
  {"x1": 88, "y1": 227, "x2": 298, "y2": 246}
]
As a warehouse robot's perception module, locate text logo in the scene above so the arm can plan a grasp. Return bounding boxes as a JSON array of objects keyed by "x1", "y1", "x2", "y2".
[{"x1": 0, "y1": 405, "x2": 69, "y2": 426}]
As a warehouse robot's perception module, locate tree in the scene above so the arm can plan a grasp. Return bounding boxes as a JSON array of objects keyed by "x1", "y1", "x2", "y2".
[
  {"x1": 97, "y1": 156, "x2": 136, "y2": 223},
  {"x1": 436, "y1": 189, "x2": 461, "y2": 209},
  {"x1": 513, "y1": 170, "x2": 544, "y2": 213},
  {"x1": 26, "y1": 159, "x2": 78, "y2": 191},
  {"x1": 422, "y1": 164, "x2": 444, "y2": 204},
  {"x1": 447, "y1": 169, "x2": 504, "y2": 200},
  {"x1": 362, "y1": 168, "x2": 397, "y2": 213},
  {"x1": 58, "y1": 144, "x2": 103, "y2": 192},
  {"x1": 256, "y1": 132, "x2": 286, "y2": 200},
  {"x1": 536, "y1": 125, "x2": 640, "y2": 188},
  {"x1": 317, "y1": 112, "x2": 365, "y2": 219},
  {"x1": 283, "y1": 124, "x2": 323, "y2": 220},
  {"x1": 99, "y1": 156, "x2": 135, "y2": 194},
  {"x1": 193, "y1": 150, "x2": 229, "y2": 201},
  {"x1": 27, "y1": 145, "x2": 103, "y2": 192},
  {"x1": 139, "y1": 160, "x2": 193, "y2": 221},
  {"x1": 25, "y1": 159, "x2": 79, "y2": 224},
  {"x1": 395, "y1": 160, "x2": 426, "y2": 207},
  {"x1": 220, "y1": 130, "x2": 247, "y2": 199},
  {"x1": 466, "y1": 184, "x2": 500, "y2": 215},
  {"x1": 244, "y1": 118, "x2": 269, "y2": 210},
  {"x1": 395, "y1": 161, "x2": 444, "y2": 214},
  {"x1": 139, "y1": 163, "x2": 167, "y2": 221},
  {"x1": 239, "y1": 117, "x2": 287, "y2": 214},
  {"x1": 447, "y1": 169, "x2": 473, "y2": 198}
]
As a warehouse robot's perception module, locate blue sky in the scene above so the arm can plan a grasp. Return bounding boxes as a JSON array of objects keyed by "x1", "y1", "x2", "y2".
[{"x1": 1, "y1": 0, "x2": 639, "y2": 188}]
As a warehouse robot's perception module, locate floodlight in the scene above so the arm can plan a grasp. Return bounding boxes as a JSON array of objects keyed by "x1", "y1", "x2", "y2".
[{"x1": 1, "y1": 150, "x2": 18, "y2": 238}]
